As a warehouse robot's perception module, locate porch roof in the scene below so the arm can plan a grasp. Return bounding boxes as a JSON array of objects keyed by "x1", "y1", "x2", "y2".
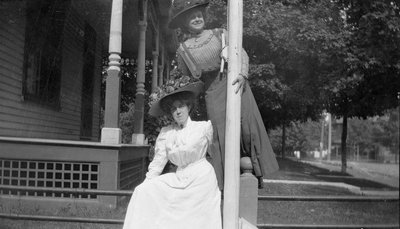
[{"x1": 76, "y1": 0, "x2": 175, "y2": 58}]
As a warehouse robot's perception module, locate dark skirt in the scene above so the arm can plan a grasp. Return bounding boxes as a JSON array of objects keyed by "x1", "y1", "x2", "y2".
[{"x1": 202, "y1": 71, "x2": 279, "y2": 190}]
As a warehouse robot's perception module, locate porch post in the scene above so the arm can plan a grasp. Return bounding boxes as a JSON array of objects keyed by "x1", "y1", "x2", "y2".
[
  {"x1": 224, "y1": 0, "x2": 243, "y2": 228},
  {"x1": 151, "y1": 30, "x2": 159, "y2": 92},
  {"x1": 166, "y1": 59, "x2": 171, "y2": 80},
  {"x1": 132, "y1": 0, "x2": 148, "y2": 145},
  {"x1": 239, "y1": 157, "x2": 258, "y2": 225},
  {"x1": 158, "y1": 45, "x2": 164, "y2": 86},
  {"x1": 101, "y1": 0, "x2": 123, "y2": 144}
]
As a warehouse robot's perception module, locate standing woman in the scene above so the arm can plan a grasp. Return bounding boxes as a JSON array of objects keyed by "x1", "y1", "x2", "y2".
[
  {"x1": 168, "y1": 0, "x2": 279, "y2": 189},
  {"x1": 122, "y1": 82, "x2": 221, "y2": 229}
]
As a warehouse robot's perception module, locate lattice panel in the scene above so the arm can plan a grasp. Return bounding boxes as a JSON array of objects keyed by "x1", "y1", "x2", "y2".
[{"x1": 0, "y1": 159, "x2": 99, "y2": 199}]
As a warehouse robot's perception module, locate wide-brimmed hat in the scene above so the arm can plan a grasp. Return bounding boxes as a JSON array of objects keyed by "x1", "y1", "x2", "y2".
[
  {"x1": 168, "y1": 0, "x2": 209, "y2": 29},
  {"x1": 149, "y1": 81, "x2": 204, "y2": 117}
]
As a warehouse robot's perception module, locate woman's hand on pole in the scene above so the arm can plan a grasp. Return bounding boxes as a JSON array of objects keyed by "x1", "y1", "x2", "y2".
[{"x1": 232, "y1": 74, "x2": 246, "y2": 94}]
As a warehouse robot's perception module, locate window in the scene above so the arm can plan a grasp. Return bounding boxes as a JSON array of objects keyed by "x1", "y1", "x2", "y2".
[
  {"x1": 80, "y1": 23, "x2": 96, "y2": 139},
  {"x1": 23, "y1": 0, "x2": 69, "y2": 108}
]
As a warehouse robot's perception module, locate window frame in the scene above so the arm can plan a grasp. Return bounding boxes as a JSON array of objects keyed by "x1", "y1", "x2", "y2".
[{"x1": 22, "y1": 0, "x2": 69, "y2": 109}]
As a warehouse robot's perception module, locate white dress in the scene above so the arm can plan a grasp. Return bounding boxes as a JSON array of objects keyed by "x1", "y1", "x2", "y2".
[{"x1": 122, "y1": 118, "x2": 222, "y2": 229}]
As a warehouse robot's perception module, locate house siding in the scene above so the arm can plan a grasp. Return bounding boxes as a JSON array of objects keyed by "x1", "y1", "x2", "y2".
[{"x1": 0, "y1": 1, "x2": 101, "y2": 141}]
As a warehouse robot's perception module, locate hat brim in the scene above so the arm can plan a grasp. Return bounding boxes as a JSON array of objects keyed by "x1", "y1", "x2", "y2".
[
  {"x1": 168, "y1": 2, "x2": 209, "y2": 29},
  {"x1": 149, "y1": 81, "x2": 204, "y2": 117}
]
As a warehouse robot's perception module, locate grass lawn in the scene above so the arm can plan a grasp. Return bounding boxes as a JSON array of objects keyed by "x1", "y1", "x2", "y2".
[
  {"x1": 0, "y1": 158, "x2": 398, "y2": 228},
  {"x1": 258, "y1": 200, "x2": 398, "y2": 225},
  {"x1": 258, "y1": 158, "x2": 399, "y2": 225},
  {"x1": 0, "y1": 202, "x2": 127, "y2": 229}
]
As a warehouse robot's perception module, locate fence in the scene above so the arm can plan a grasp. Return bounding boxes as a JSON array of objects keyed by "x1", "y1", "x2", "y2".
[{"x1": 0, "y1": 185, "x2": 398, "y2": 228}]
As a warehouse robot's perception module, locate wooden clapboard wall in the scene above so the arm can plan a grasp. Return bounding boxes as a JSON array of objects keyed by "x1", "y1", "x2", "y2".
[{"x1": 0, "y1": 0, "x2": 102, "y2": 141}]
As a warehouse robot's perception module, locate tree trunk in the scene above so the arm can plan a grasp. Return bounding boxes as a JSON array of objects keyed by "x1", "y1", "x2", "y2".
[
  {"x1": 341, "y1": 114, "x2": 348, "y2": 173},
  {"x1": 397, "y1": 96, "x2": 399, "y2": 164},
  {"x1": 281, "y1": 123, "x2": 286, "y2": 159}
]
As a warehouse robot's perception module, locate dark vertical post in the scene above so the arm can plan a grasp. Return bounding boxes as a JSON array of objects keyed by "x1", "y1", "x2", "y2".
[
  {"x1": 281, "y1": 123, "x2": 286, "y2": 159},
  {"x1": 151, "y1": 30, "x2": 159, "y2": 93},
  {"x1": 397, "y1": 92, "x2": 399, "y2": 164},
  {"x1": 132, "y1": 0, "x2": 148, "y2": 144}
]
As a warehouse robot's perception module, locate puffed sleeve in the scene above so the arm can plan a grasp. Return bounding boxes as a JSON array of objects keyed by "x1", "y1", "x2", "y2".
[
  {"x1": 221, "y1": 28, "x2": 249, "y2": 78},
  {"x1": 204, "y1": 120, "x2": 213, "y2": 149},
  {"x1": 145, "y1": 127, "x2": 170, "y2": 180}
]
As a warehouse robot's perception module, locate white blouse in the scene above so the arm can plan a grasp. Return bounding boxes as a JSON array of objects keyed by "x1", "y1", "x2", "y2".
[{"x1": 146, "y1": 118, "x2": 213, "y2": 179}]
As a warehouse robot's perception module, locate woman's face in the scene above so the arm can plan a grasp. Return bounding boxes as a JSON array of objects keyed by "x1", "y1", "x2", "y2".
[
  {"x1": 170, "y1": 100, "x2": 190, "y2": 126},
  {"x1": 185, "y1": 9, "x2": 205, "y2": 33}
]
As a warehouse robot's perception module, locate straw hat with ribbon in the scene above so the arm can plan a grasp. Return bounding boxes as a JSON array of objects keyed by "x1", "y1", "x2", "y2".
[
  {"x1": 168, "y1": 0, "x2": 209, "y2": 29},
  {"x1": 148, "y1": 76, "x2": 204, "y2": 117}
]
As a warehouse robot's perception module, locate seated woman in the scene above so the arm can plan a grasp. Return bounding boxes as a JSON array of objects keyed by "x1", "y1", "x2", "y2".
[{"x1": 122, "y1": 81, "x2": 222, "y2": 229}]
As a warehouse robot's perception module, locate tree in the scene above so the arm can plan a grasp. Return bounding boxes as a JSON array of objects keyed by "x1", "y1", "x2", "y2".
[
  {"x1": 245, "y1": 1, "x2": 348, "y2": 157},
  {"x1": 269, "y1": 120, "x2": 322, "y2": 157},
  {"x1": 101, "y1": 57, "x2": 154, "y2": 113},
  {"x1": 206, "y1": 0, "x2": 348, "y2": 157},
  {"x1": 328, "y1": 0, "x2": 400, "y2": 172},
  {"x1": 370, "y1": 109, "x2": 399, "y2": 163}
]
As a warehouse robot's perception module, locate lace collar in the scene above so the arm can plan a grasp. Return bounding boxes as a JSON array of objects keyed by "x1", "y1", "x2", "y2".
[{"x1": 174, "y1": 117, "x2": 192, "y2": 130}]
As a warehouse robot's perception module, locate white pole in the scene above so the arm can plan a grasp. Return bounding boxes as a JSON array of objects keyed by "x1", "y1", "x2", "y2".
[
  {"x1": 108, "y1": 0, "x2": 122, "y2": 55},
  {"x1": 327, "y1": 113, "x2": 332, "y2": 161},
  {"x1": 223, "y1": 0, "x2": 243, "y2": 229},
  {"x1": 320, "y1": 120, "x2": 324, "y2": 160}
]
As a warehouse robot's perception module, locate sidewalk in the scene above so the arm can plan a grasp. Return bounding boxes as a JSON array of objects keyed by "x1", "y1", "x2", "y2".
[
  {"x1": 262, "y1": 157, "x2": 399, "y2": 196},
  {"x1": 301, "y1": 159, "x2": 399, "y2": 189}
]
